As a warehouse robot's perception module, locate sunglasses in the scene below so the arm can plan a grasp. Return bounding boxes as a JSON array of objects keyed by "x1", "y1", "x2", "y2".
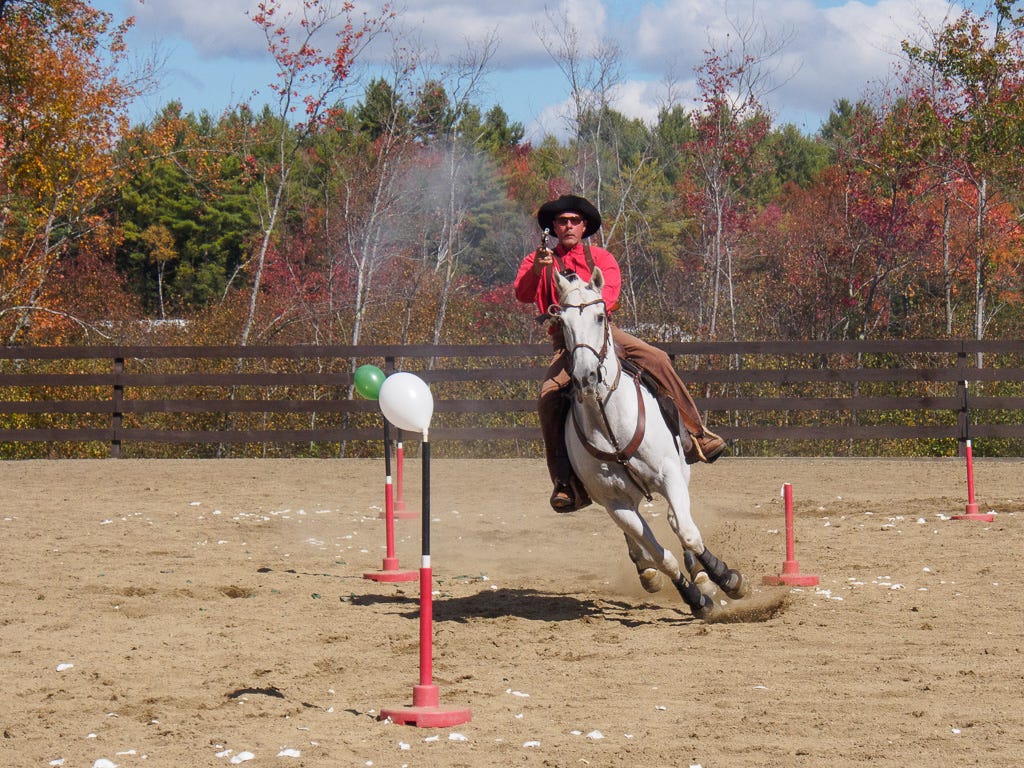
[{"x1": 553, "y1": 215, "x2": 585, "y2": 228}]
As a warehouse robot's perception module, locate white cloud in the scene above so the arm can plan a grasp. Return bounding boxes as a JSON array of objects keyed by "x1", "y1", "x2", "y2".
[
  {"x1": 620, "y1": 0, "x2": 969, "y2": 127},
  {"x1": 107, "y1": 0, "x2": 984, "y2": 132},
  {"x1": 128, "y1": 0, "x2": 266, "y2": 59}
]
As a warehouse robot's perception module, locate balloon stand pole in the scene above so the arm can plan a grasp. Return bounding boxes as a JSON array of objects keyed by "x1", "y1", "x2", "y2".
[
  {"x1": 365, "y1": 423, "x2": 416, "y2": 583},
  {"x1": 952, "y1": 440, "x2": 994, "y2": 522},
  {"x1": 763, "y1": 483, "x2": 819, "y2": 587},
  {"x1": 380, "y1": 437, "x2": 471, "y2": 727},
  {"x1": 389, "y1": 439, "x2": 418, "y2": 520}
]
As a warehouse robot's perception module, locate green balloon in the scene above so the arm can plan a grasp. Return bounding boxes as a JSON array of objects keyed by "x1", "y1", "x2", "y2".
[{"x1": 354, "y1": 364, "x2": 385, "y2": 400}]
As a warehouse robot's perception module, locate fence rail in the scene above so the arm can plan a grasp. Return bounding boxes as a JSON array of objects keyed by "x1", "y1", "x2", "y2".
[{"x1": 2, "y1": 340, "x2": 1023, "y2": 458}]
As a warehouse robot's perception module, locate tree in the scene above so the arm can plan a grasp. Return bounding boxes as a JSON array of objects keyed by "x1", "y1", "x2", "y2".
[
  {"x1": 676, "y1": 39, "x2": 775, "y2": 340},
  {"x1": 901, "y1": 1, "x2": 1024, "y2": 345},
  {"x1": 238, "y1": 0, "x2": 394, "y2": 345},
  {"x1": 0, "y1": 0, "x2": 136, "y2": 342},
  {"x1": 536, "y1": 7, "x2": 623, "y2": 204},
  {"x1": 114, "y1": 103, "x2": 258, "y2": 317}
]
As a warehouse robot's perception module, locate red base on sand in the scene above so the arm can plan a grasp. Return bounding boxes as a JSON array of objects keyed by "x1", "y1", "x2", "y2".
[
  {"x1": 763, "y1": 559, "x2": 819, "y2": 586},
  {"x1": 954, "y1": 442, "x2": 994, "y2": 522},
  {"x1": 363, "y1": 557, "x2": 417, "y2": 582},
  {"x1": 379, "y1": 684, "x2": 472, "y2": 728},
  {"x1": 763, "y1": 571, "x2": 819, "y2": 586},
  {"x1": 952, "y1": 503, "x2": 995, "y2": 523}
]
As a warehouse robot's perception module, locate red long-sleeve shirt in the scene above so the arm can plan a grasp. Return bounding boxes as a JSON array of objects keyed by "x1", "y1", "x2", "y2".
[{"x1": 514, "y1": 242, "x2": 621, "y2": 314}]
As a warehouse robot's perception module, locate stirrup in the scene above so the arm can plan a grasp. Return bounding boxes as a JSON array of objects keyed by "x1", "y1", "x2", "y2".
[
  {"x1": 550, "y1": 483, "x2": 577, "y2": 512},
  {"x1": 550, "y1": 480, "x2": 591, "y2": 513},
  {"x1": 685, "y1": 430, "x2": 727, "y2": 464},
  {"x1": 697, "y1": 431, "x2": 726, "y2": 463}
]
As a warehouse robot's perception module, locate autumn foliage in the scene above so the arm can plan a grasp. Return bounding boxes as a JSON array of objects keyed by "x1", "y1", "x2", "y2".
[{"x1": 0, "y1": 0, "x2": 1023, "y2": 352}]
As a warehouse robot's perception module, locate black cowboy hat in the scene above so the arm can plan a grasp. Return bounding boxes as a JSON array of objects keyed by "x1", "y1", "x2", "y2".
[{"x1": 537, "y1": 194, "x2": 602, "y2": 239}]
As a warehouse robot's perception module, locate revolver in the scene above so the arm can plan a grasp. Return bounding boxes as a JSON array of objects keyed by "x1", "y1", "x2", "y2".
[{"x1": 535, "y1": 227, "x2": 554, "y2": 273}]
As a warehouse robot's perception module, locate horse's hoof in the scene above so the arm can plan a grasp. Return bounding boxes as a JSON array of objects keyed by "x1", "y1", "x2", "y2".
[
  {"x1": 693, "y1": 569, "x2": 716, "y2": 598},
  {"x1": 639, "y1": 568, "x2": 664, "y2": 593},
  {"x1": 722, "y1": 571, "x2": 749, "y2": 600},
  {"x1": 675, "y1": 579, "x2": 717, "y2": 619},
  {"x1": 693, "y1": 596, "x2": 717, "y2": 620}
]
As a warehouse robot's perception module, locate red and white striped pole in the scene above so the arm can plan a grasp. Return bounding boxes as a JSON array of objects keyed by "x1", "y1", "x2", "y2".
[
  {"x1": 377, "y1": 373, "x2": 470, "y2": 728},
  {"x1": 391, "y1": 437, "x2": 417, "y2": 519},
  {"x1": 395, "y1": 438, "x2": 406, "y2": 514},
  {"x1": 951, "y1": 381, "x2": 994, "y2": 523},
  {"x1": 380, "y1": 429, "x2": 472, "y2": 727}
]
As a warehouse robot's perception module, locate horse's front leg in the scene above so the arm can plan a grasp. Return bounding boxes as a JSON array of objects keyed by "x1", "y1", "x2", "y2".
[
  {"x1": 607, "y1": 505, "x2": 716, "y2": 619},
  {"x1": 606, "y1": 506, "x2": 682, "y2": 584},
  {"x1": 663, "y1": 476, "x2": 749, "y2": 602}
]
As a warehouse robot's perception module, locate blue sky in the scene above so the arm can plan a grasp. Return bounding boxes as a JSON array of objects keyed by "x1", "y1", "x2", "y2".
[{"x1": 94, "y1": 0, "x2": 987, "y2": 137}]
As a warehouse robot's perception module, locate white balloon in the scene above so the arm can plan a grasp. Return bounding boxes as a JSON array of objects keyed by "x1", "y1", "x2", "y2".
[{"x1": 378, "y1": 372, "x2": 434, "y2": 433}]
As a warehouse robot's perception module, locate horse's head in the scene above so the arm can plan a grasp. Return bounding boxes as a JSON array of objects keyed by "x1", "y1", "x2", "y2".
[{"x1": 555, "y1": 267, "x2": 616, "y2": 397}]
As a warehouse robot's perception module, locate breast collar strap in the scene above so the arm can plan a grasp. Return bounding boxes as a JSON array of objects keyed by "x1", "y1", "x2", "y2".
[{"x1": 571, "y1": 371, "x2": 648, "y2": 466}]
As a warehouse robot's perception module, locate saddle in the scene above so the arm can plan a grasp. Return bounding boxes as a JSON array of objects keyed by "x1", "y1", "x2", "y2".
[{"x1": 619, "y1": 357, "x2": 684, "y2": 445}]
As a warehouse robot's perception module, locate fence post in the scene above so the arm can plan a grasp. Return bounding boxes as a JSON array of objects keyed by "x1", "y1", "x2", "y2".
[{"x1": 111, "y1": 355, "x2": 124, "y2": 458}]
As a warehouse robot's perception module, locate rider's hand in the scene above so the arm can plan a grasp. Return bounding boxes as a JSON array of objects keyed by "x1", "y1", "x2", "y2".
[{"x1": 533, "y1": 247, "x2": 553, "y2": 275}]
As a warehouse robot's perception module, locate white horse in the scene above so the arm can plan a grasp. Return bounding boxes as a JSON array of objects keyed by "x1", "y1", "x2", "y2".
[{"x1": 554, "y1": 267, "x2": 747, "y2": 619}]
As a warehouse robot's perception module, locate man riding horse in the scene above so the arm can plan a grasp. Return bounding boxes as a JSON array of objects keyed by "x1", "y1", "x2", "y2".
[{"x1": 514, "y1": 194, "x2": 726, "y2": 513}]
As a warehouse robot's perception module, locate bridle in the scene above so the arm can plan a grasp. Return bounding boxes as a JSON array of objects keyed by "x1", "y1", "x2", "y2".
[
  {"x1": 552, "y1": 294, "x2": 651, "y2": 499},
  {"x1": 549, "y1": 295, "x2": 618, "y2": 391}
]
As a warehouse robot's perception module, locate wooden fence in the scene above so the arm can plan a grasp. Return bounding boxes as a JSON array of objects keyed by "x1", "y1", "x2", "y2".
[{"x1": 1, "y1": 340, "x2": 1023, "y2": 458}]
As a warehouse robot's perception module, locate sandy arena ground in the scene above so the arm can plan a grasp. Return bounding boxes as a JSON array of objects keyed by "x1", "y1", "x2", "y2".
[{"x1": 1, "y1": 457, "x2": 1021, "y2": 768}]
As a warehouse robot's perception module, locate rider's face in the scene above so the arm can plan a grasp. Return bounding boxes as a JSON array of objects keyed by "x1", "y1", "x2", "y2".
[{"x1": 552, "y1": 213, "x2": 586, "y2": 248}]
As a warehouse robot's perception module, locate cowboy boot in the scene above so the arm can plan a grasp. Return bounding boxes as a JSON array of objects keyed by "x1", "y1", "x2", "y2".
[
  {"x1": 673, "y1": 388, "x2": 726, "y2": 464},
  {"x1": 684, "y1": 426, "x2": 727, "y2": 464},
  {"x1": 540, "y1": 387, "x2": 592, "y2": 512}
]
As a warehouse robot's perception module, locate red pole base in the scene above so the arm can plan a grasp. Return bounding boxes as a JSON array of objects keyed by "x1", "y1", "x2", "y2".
[
  {"x1": 952, "y1": 503, "x2": 995, "y2": 523},
  {"x1": 364, "y1": 557, "x2": 417, "y2": 582},
  {"x1": 380, "y1": 684, "x2": 472, "y2": 728},
  {"x1": 763, "y1": 572, "x2": 820, "y2": 587},
  {"x1": 763, "y1": 560, "x2": 819, "y2": 587}
]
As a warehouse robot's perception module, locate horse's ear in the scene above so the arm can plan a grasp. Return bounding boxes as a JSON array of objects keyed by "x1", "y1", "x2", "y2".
[
  {"x1": 554, "y1": 269, "x2": 573, "y2": 300},
  {"x1": 590, "y1": 266, "x2": 604, "y2": 293}
]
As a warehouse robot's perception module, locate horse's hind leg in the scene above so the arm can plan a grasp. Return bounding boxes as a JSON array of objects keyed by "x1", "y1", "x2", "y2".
[{"x1": 624, "y1": 533, "x2": 664, "y2": 593}]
